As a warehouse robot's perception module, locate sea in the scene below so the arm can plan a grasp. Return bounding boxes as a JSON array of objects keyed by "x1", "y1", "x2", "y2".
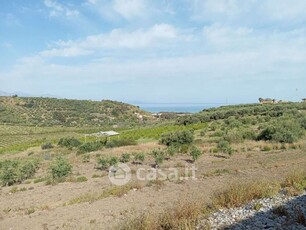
[{"x1": 136, "y1": 103, "x2": 225, "y2": 114}]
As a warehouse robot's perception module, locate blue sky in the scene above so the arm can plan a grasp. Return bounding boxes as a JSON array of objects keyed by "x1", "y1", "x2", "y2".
[{"x1": 1, "y1": 0, "x2": 306, "y2": 104}]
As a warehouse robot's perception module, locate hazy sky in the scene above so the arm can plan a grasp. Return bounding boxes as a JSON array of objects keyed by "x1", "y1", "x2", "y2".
[{"x1": 1, "y1": 0, "x2": 306, "y2": 104}]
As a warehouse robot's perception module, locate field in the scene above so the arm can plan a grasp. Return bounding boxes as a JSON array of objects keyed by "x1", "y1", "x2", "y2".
[{"x1": 0, "y1": 100, "x2": 306, "y2": 229}]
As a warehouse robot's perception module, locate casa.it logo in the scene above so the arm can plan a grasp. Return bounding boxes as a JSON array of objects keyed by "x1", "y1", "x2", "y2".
[{"x1": 108, "y1": 163, "x2": 131, "y2": 186}]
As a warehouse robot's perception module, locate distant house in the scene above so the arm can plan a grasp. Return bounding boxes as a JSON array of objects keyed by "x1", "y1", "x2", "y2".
[
  {"x1": 259, "y1": 98, "x2": 276, "y2": 104},
  {"x1": 84, "y1": 130, "x2": 119, "y2": 142},
  {"x1": 302, "y1": 98, "x2": 306, "y2": 103}
]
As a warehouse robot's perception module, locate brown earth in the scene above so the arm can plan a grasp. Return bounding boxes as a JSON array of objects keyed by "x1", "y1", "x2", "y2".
[{"x1": 0, "y1": 143, "x2": 305, "y2": 230}]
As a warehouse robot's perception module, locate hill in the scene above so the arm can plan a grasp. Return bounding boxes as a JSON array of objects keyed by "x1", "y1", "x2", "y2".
[{"x1": 0, "y1": 96, "x2": 153, "y2": 127}]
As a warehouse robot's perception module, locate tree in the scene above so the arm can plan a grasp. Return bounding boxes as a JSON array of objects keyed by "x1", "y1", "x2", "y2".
[{"x1": 189, "y1": 146, "x2": 202, "y2": 162}]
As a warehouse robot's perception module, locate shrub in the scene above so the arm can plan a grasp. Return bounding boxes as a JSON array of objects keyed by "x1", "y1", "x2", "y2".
[
  {"x1": 58, "y1": 137, "x2": 82, "y2": 148},
  {"x1": 167, "y1": 145, "x2": 178, "y2": 157},
  {"x1": 151, "y1": 149, "x2": 165, "y2": 167},
  {"x1": 224, "y1": 129, "x2": 244, "y2": 143},
  {"x1": 189, "y1": 146, "x2": 202, "y2": 162},
  {"x1": 299, "y1": 117, "x2": 306, "y2": 129},
  {"x1": 50, "y1": 156, "x2": 72, "y2": 179},
  {"x1": 217, "y1": 140, "x2": 233, "y2": 155},
  {"x1": 120, "y1": 153, "x2": 131, "y2": 163},
  {"x1": 0, "y1": 159, "x2": 39, "y2": 186},
  {"x1": 134, "y1": 152, "x2": 145, "y2": 164},
  {"x1": 97, "y1": 157, "x2": 109, "y2": 170},
  {"x1": 78, "y1": 141, "x2": 104, "y2": 154},
  {"x1": 41, "y1": 142, "x2": 53, "y2": 150},
  {"x1": 257, "y1": 119, "x2": 304, "y2": 143},
  {"x1": 109, "y1": 156, "x2": 119, "y2": 166},
  {"x1": 159, "y1": 130, "x2": 194, "y2": 146},
  {"x1": 105, "y1": 139, "x2": 137, "y2": 148}
]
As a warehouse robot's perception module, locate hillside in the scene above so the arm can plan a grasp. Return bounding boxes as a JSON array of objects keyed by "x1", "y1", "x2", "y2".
[{"x1": 0, "y1": 96, "x2": 153, "y2": 127}]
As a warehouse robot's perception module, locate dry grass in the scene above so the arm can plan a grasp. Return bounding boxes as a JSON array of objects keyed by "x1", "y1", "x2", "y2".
[
  {"x1": 212, "y1": 180, "x2": 280, "y2": 209},
  {"x1": 118, "y1": 199, "x2": 212, "y2": 230},
  {"x1": 65, "y1": 181, "x2": 144, "y2": 205},
  {"x1": 282, "y1": 170, "x2": 306, "y2": 196}
]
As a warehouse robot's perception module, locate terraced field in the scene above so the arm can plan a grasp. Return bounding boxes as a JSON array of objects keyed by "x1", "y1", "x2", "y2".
[{"x1": 0, "y1": 125, "x2": 83, "y2": 153}]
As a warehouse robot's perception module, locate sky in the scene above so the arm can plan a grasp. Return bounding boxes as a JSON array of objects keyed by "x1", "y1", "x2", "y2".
[{"x1": 0, "y1": 0, "x2": 306, "y2": 104}]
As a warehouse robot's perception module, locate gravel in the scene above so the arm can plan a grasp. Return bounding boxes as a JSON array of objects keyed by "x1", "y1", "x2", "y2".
[{"x1": 198, "y1": 191, "x2": 306, "y2": 230}]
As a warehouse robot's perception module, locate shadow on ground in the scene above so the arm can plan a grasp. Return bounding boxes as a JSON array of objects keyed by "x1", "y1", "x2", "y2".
[{"x1": 223, "y1": 194, "x2": 306, "y2": 230}]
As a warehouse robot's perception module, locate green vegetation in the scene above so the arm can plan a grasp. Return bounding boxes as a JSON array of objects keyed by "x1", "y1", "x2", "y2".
[
  {"x1": 96, "y1": 156, "x2": 119, "y2": 170},
  {"x1": 41, "y1": 142, "x2": 53, "y2": 150},
  {"x1": 0, "y1": 96, "x2": 151, "y2": 126},
  {"x1": 217, "y1": 140, "x2": 233, "y2": 155},
  {"x1": 0, "y1": 158, "x2": 39, "y2": 186},
  {"x1": 159, "y1": 130, "x2": 194, "y2": 146},
  {"x1": 120, "y1": 153, "x2": 131, "y2": 163},
  {"x1": 49, "y1": 156, "x2": 72, "y2": 179},
  {"x1": 257, "y1": 119, "x2": 304, "y2": 143},
  {"x1": 78, "y1": 141, "x2": 105, "y2": 154},
  {"x1": 133, "y1": 152, "x2": 145, "y2": 164},
  {"x1": 105, "y1": 139, "x2": 137, "y2": 148},
  {"x1": 151, "y1": 149, "x2": 166, "y2": 167},
  {"x1": 66, "y1": 182, "x2": 143, "y2": 206},
  {"x1": 189, "y1": 145, "x2": 203, "y2": 162},
  {"x1": 58, "y1": 137, "x2": 82, "y2": 148}
]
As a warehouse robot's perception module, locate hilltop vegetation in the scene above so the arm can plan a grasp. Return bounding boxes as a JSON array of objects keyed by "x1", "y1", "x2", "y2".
[{"x1": 0, "y1": 96, "x2": 152, "y2": 127}]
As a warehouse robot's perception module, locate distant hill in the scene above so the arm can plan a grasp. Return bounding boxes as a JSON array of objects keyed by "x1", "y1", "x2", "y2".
[{"x1": 0, "y1": 96, "x2": 153, "y2": 127}]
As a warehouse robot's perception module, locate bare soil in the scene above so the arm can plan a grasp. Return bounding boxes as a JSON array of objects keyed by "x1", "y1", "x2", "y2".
[{"x1": 0, "y1": 143, "x2": 306, "y2": 230}]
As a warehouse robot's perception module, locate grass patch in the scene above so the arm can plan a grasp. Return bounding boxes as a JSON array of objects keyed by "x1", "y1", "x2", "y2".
[
  {"x1": 76, "y1": 176, "x2": 88, "y2": 182},
  {"x1": 117, "y1": 200, "x2": 213, "y2": 230},
  {"x1": 65, "y1": 182, "x2": 143, "y2": 206},
  {"x1": 282, "y1": 170, "x2": 306, "y2": 196},
  {"x1": 212, "y1": 181, "x2": 280, "y2": 209}
]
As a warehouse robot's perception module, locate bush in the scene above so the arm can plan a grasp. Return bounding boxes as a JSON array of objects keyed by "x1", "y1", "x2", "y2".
[
  {"x1": 167, "y1": 145, "x2": 178, "y2": 157},
  {"x1": 50, "y1": 156, "x2": 72, "y2": 179},
  {"x1": 58, "y1": 137, "x2": 82, "y2": 148},
  {"x1": 109, "y1": 156, "x2": 119, "y2": 166},
  {"x1": 300, "y1": 117, "x2": 306, "y2": 129},
  {"x1": 41, "y1": 142, "x2": 53, "y2": 150},
  {"x1": 159, "y1": 130, "x2": 194, "y2": 146},
  {"x1": 257, "y1": 119, "x2": 304, "y2": 143},
  {"x1": 78, "y1": 141, "x2": 104, "y2": 154},
  {"x1": 151, "y1": 149, "x2": 165, "y2": 167},
  {"x1": 0, "y1": 159, "x2": 39, "y2": 186},
  {"x1": 134, "y1": 153, "x2": 145, "y2": 164},
  {"x1": 217, "y1": 140, "x2": 233, "y2": 155},
  {"x1": 189, "y1": 146, "x2": 202, "y2": 162},
  {"x1": 120, "y1": 153, "x2": 131, "y2": 163},
  {"x1": 105, "y1": 139, "x2": 137, "y2": 148},
  {"x1": 224, "y1": 129, "x2": 244, "y2": 144},
  {"x1": 97, "y1": 157, "x2": 109, "y2": 170}
]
